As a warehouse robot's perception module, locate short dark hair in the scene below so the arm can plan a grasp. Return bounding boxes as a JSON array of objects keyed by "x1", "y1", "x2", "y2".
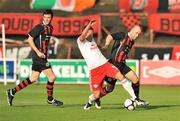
[{"x1": 43, "y1": 10, "x2": 53, "y2": 18}]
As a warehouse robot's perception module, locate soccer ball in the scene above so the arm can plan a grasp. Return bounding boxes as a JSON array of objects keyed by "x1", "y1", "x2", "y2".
[{"x1": 124, "y1": 98, "x2": 136, "y2": 110}]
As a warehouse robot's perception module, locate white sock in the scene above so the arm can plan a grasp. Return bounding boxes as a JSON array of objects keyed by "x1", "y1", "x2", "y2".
[
  {"x1": 121, "y1": 79, "x2": 136, "y2": 100},
  {"x1": 89, "y1": 94, "x2": 96, "y2": 104}
]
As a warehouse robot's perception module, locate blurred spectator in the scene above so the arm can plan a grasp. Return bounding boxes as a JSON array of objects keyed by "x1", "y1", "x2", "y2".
[
  {"x1": 48, "y1": 36, "x2": 62, "y2": 58},
  {"x1": 130, "y1": 0, "x2": 147, "y2": 12}
]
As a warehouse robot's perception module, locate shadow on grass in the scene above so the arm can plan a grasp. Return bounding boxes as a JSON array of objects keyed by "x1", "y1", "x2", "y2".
[
  {"x1": 13, "y1": 103, "x2": 84, "y2": 108},
  {"x1": 95, "y1": 103, "x2": 180, "y2": 110},
  {"x1": 12, "y1": 103, "x2": 180, "y2": 110},
  {"x1": 144, "y1": 104, "x2": 180, "y2": 110}
]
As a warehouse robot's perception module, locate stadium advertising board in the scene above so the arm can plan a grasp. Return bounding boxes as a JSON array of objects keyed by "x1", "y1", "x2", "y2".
[
  {"x1": 148, "y1": 14, "x2": 180, "y2": 35},
  {"x1": 0, "y1": 59, "x2": 16, "y2": 82},
  {"x1": 171, "y1": 46, "x2": 180, "y2": 60},
  {"x1": 140, "y1": 60, "x2": 180, "y2": 85},
  {"x1": 20, "y1": 59, "x2": 139, "y2": 84},
  {"x1": 0, "y1": 13, "x2": 100, "y2": 36},
  {"x1": 134, "y1": 47, "x2": 172, "y2": 60}
]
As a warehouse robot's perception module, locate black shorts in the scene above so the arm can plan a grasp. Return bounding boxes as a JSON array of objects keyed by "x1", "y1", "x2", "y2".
[
  {"x1": 104, "y1": 61, "x2": 131, "y2": 85},
  {"x1": 32, "y1": 59, "x2": 51, "y2": 73}
]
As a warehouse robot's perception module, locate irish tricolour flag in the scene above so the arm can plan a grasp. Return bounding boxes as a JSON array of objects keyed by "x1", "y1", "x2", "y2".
[{"x1": 30, "y1": 0, "x2": 96, "y2": 12}]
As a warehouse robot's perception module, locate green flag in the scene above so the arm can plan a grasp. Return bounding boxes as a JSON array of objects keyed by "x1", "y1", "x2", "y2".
[{"x1": 31, "y1": 0, "x2": 56, "y2": 9}]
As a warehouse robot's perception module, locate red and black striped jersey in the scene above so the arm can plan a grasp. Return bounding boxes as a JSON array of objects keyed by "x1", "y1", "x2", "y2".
[
  {"x1": 28, "y1": 23, "x2": 53, "y2": 60},
  {"x1": 110, "y1": 32, "x2": 134, "y2": 63}
]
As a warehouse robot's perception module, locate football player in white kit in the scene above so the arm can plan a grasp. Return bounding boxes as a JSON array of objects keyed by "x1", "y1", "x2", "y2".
[{"x1": 77, "y1": 20, "x2": 137, "y2": 110}]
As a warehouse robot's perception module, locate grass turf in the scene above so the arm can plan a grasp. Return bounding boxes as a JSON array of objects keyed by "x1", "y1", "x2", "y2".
[{"x1": 0, "y1": 84, "x2": 180, "y2": 121}]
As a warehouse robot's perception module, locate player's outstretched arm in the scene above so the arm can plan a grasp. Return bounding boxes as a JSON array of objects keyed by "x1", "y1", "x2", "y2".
[
  {"x1": 27, "y1": 36, "x2": 46, "y2": 58},
  {"x1": 79, "y1": 20, "x2": 96, "y2": 42},
  {"x1": 102, "y1": 34, "x2": 113, "y2": 50}
]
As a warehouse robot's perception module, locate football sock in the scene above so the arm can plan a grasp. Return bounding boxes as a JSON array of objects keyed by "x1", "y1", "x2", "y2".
[
  {"x1": 121, "y1": 79, "x2": 137, "y2": 100},
  {"x1": 46, "y1": 81, "x2": 54, "y2": 101},
  {"x1": 132, "y1": 81, "x2": 140, "y2": 99},
  {"x1": 12, "y1": 78, "x2": 32, "y2": 95},
  {"x1": 89, "y1": 94, "x2": 96, "y2": 104}
]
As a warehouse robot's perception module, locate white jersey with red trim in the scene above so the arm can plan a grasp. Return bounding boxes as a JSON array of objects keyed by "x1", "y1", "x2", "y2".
[{"x1": 77, "y1": 37, "x2": 107, "y2": 70}]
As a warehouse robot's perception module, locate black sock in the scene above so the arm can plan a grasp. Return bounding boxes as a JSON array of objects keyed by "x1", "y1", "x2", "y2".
[
  {"x1": 46, "y1": 81, "x2": 54, "y2": 101},
  {"x1": 13, "y1": 78, "x2": 32, "y2": 95},
  {"x1": 132, "y1": 81, "x2": 140, "y2": 99}
]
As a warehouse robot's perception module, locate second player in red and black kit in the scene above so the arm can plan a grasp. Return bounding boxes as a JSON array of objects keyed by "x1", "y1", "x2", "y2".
[
  {"x1": 7, "y1": 10, "x2": 63, "y2": 107},
  {"x1": 109, "y1": 32, "x2": 134, "y2": 72},
  {"x1": 29, "y1": 21, "x2": 53, "y2": 71},
  {"x1": 101, "y1": 25, "x2": 149, "y2": 106}
]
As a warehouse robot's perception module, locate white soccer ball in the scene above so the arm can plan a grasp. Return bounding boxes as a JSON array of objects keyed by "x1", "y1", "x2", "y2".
[{"x1": 124, "y1": 98, "x2": 136, "y2": 110}]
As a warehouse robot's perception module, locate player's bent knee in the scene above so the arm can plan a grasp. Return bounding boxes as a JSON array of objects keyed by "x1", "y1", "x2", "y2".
[
  {"x1": 93, "y1": 91, "x2": 100, "y2": 99},
  {"x1": 132, "y1": 77, "x2": 139, "y2": 84},
  {"x1": 29, "y1": 77, "x2": 38, "y2": 82},
  {"x1": 115, "y1": 72, "x2": 125, "y2": 81},
  {"x1": 48, "y1": 75, "x2": 56, "y2": 82}
]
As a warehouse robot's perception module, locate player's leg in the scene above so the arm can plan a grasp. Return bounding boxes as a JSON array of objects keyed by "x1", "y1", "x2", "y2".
[
  {"x1": 125, "y1": 70, "x2": 149, "y2": 106},
  {"x1": 84, "y1": 88, "x2": 102, "y2": 110},
  {"x1": 84, "y1": 68, "x2": 104, "y2": 110},
  {"x1": 84, "y1": 81, "x2": 103, "y2": 110},
  {"x1": 124, "y1": 70, "x2": 139, "y2": 98},
  {"x1": 6, "y1": 70, "x2": 40, "y2": 106},
  {"x1": 94, "y1": 78, "x2": 116, "y2": 109},
  {"x1": 99, "y1": 77, "x2": 117, "y2": 98},
  {"x1": 86, "y1": 90, "x2": 101, "y2": 109},
  {"x1": 42, "y1": 68, "x2": 63, "y2": 106},
  {"x1": 115, "y1": 72, "x2": 137, "y2": 100},
  {"x1": 105, "y1": 62, "x2": 137, "y2": 100}
]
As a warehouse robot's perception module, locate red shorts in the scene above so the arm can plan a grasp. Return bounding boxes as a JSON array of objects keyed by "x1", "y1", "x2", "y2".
[{"x1": 90, "y1": 62, "x2": 119, "y2": 91}]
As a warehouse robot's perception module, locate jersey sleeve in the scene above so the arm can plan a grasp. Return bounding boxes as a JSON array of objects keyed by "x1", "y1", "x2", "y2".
[
  {"x1": 111, "y1": 32, "x2": 126, "y2": 42},
  {"x1": 28, "y1": 25, "x2": 41, "y2": 38}
]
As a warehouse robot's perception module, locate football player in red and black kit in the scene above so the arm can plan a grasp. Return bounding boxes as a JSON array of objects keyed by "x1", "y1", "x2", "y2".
[
  {"x1": 100, "y1": 25, "x2": 149, "y2": 106},
  {"x1": 6, "y1": 10, "x2": 63, "y2": 106}
]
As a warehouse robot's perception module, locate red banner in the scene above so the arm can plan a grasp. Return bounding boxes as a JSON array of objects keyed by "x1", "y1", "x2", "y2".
[
  {"x1": 0, "y1": 13, "x2": 100, "y2": 36},
  {"x1": 0, "y1": 13, "x2": 41, "y2": 35},
  {"x1": 0, "y1": 48, "x2": 2, "y2": 58},
  {"x1": 120, "y1": 13, "x2": 141, "y2": 31},
  {"x1": 148, "y1": 14, "x2": 180, "y2": 35},
  {"x1": 140, "y1": 61, "x2": 180, "y2": 85},
  {"x1": 171, "y1": 46, "x2": 180, "y2": 60},
  {"x1": 52, "y1": 14, "x2": 100, "y2": 36}
]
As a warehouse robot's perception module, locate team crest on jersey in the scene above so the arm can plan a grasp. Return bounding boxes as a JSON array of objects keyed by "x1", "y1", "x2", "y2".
[
  {"x1": 46, "y1": 62, "x2": 50, "y2": 67},
  {"x1": 93, "y1": 84, "x2": 98, "y2": 88},
  {"x1": 45, "y1": 35, "x2": 51, "y2": 41},
  {"x1": 90, "y1": 42, "x2": 98, "y2": 49}
]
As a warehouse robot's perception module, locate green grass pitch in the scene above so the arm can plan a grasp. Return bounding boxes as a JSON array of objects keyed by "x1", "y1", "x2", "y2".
[{"x1": 0, "y1": 84, "x2": 180, "y2": 121}]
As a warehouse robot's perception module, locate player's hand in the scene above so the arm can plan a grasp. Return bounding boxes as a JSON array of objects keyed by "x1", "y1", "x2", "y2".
[
  {"x1": 90, "y1": 20, "x2": 96, "y2": 26},
  {"x1": 101, "y1": 45, "x2": 108, "y2": 51},
  {"x1": 37, "y1": 51, "x2": 46, "y2": 58}
]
